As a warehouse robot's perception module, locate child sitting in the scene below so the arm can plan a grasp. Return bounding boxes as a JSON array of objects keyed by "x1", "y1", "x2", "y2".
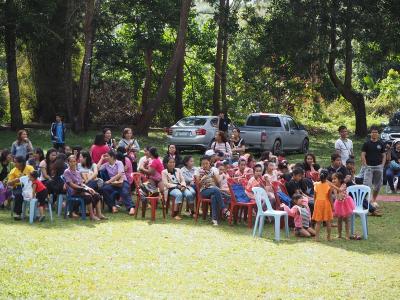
[
  {"x1": 246, "y1": 164, "x2": 275, "y2": 206},
  {"x1": 281, "y1": 193, "x2": 315, "y2": 237},
  {"x1": 234, "y1": 158, "x2": 253, "y2": 179},
  {"x1": 217, "y1": 162, "x2": 230, "y2": 194},
  {"x1": 29, "y1": 170, "x2": 48, "y2": 222}
]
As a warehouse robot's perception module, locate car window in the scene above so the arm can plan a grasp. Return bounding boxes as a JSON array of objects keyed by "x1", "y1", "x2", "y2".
[
  {"x1": 210, "y1": 118, "x2": 218, "y2": 127},
  {"x1": 246, "y1": 116, "x2": 281, "y2": 127},
  {"x1": 282, "y1": 118, "x2": 290, "y2": 131},
  {"x1": 176, "y1": 117, "x2": 207, "y2": 127},
  {"x1": 287, "y1": 118, "x2": 298, "y2": 130}
]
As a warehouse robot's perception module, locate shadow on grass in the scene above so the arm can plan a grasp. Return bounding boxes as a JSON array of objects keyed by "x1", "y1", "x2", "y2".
[{"x1": 1, "y1": 201, "x2": 399, "y2": 256}]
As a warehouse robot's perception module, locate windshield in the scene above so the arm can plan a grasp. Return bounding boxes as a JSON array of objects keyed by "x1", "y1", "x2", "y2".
[{"x1": 176, "y1": 117, "x2": 207, "y2": 127}]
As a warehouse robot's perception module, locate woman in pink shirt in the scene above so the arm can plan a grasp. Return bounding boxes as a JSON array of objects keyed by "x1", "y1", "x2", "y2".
[
  {"x1": 141, "y1": 147, "x2": 164, "y2": 193},
  {"x1": 246, "y1": 165, "x2": 275, "y2": 206},
  {"x1": 90, "y1": 134, "x2": 110, "y2": 164}
]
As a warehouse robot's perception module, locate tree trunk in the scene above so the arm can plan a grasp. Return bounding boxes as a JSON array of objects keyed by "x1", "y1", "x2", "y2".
[
  {"x1": 5, "y1": 0, "x2": 23, "y2": 130},
  {"x1": 135, "y1": 0, "x2": 192, "y2": 136},
  {"x1": 212, "y1": 0, "x2": 225, "y2": 115},
  {"x1": 175, "y1": 54, "x2": 184, "y2": 122},
  {"x1": 63, "y1": 0, "x2": 74, "y2": 124},
  {"x1": 141, "y1": 47, "x2": 153, "y2": 115},
  {"x1": 221, "y1": 0, "x2": 230, "y2": 114},
  {"x1": 76, "y1": 0, "x2": 96, "y2": 132},
  {"x1": 327, "y1": 0, "x2": 367, "y2": 137}
]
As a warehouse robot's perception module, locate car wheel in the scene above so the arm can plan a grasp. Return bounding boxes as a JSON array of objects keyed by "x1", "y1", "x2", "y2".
[
  {"x1": 301, "y1": 138, "x2": 309, "y2": 154},
  {"x1": 272, "y1": 140, "x2": 282, "y2": 155}
]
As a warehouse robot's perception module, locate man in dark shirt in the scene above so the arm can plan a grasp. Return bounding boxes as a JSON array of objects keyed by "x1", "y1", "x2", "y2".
[
  {"x1": 361, "y1": 126, "x2": 386, "y2": 205},
  {"x1": 327, "y1": 153, "x2": 349, "y2": 181},
  {"x1": 217, "y1": 112, "x2": 231, "y2": 136}
]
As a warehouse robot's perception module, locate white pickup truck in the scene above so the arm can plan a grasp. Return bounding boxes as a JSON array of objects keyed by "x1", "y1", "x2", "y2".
[{"x1": 238, "y1": 113, "x2": 309, "y2": 154}]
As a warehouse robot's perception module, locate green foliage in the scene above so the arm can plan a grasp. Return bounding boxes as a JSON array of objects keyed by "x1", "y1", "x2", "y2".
[{"x1": 368, "y1": 69, "x2": 400, "y2": 116}]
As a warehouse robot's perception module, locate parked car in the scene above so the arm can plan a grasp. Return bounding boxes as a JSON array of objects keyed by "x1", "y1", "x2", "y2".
[
  {"x1": 381, "y1": 111, "x2": 400, "y2": 143},
  {"x1": 165, "y1": 116, "x2": 233, "y2": 151},
  {"x1": 238, "y1": 113, "x2": 309, "y2": 154}
]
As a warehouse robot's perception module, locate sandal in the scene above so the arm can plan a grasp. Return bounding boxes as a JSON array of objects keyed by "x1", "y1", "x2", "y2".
[{"x1": 350, "y1": 234, "x2": 362, "y2": 240}]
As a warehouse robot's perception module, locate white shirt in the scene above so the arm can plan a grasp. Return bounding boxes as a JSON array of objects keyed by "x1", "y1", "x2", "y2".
[{"x1": 335, "y1": 138, "x2": 353, "y2": 165}]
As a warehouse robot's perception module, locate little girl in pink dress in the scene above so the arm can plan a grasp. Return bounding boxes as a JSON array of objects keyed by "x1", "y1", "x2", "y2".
[{"x1": 330, "y1": 172, "x2": 355, "y2": 239}]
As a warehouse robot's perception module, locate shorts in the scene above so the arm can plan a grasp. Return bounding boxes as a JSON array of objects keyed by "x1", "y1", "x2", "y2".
[{"x1": 363, "y1": 165, "x2": 383, "y2": 192}]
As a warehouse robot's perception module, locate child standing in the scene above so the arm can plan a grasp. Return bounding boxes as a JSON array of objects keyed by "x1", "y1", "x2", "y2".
[
  {"x1": 330, "y1": 172, "x2": 355, "y2": 239},
  {"x1": 29, "y1": 170, "x2": 48, "y2": 222},
  {"x1": 312, "y1": 169, "x2": 333, "y2": 241},
  {"x1": 281, "y1": 193, "x2": 315, "y2": 237}
]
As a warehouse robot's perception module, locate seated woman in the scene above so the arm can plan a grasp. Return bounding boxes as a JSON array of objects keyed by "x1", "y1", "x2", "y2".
[
  {"x1": 11, "y1": 129, "x2": 33, "y2": 160},
  {"x1": 234, "y1": 158, "x2": 253, "y2": 179},
  {"x1": 162, "y1": 144, "x2": 183, "y2": 168},
  {"x1": 140, "y1": 147, "x2": 164, "y2": 194},
  {"x1": 245, "y1": 164, "x2": 275, "y2": 206},
  {"x1": 386, "y1": 140, "x2": 400, "y2": 193},
  {"x1": 63, "y1": 155, "x2": 105, "y2": 220},
  {"x1": 230, "y1": 128, "x2": 246, "y2": 160},
  {"x1": 180, "y1": 155, "x2": 198, "y2": 193},
  {"x1": 302, "y1": 153, "x2": 321, "y2": 181},
  {"x1": 197, "y1": 156, "x2": 230, "y2": 226},
  {"x1": 90, "y1": 134, "x2": 110, "y2": 164},
  {"x1": 116, "y1": 147, "x2": 134, "y2": 187},
  {"x1": 28, "y1": 147, "x2": 44, "y2": 171},
  {"x1": 0, "y1": 149, "x2": 13, "y2": 207},
  {"x1": 138, "y1": 146, "x2": 151, "y2": 174},
  {"x1": 162, "y1": 157, "x2": 195, "y2": 220},
  {"x1": 7, "y1": 156, "x2": 34, "y2": 220},
  {"x1": 97, "y1": 150, "x2": 135, "y2": 215},
  {"x1": 210, "y1": 131, "x2": 232, "y2": 161},
  {"x1": 43, "y1": 152, "x2": 67, "y2": 201},
  {"x1": 78, "y1": 151, "x2": 102, "y2": 191}
]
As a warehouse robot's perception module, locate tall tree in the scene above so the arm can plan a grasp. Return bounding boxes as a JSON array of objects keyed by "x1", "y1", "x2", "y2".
[
  {"x1": 211, "y1": 0, "x2": 225, "y2": 115},
  {"x1": 175, "y1": 54, "x2": 185, "y2": 122},
  {"x1": 136, "y1": 0, "x2": 192, "y2": 135},
  {"x1": 4, "y1": 0, "x2": 23, "y2": 130},
  {"x1": 76, "y1": 0, "x2": 97, "y2": 132}
]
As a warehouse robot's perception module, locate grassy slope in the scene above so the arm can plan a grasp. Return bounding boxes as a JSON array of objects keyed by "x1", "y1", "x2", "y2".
[{"x1": 0, "y1": 129, "x2": 399, "y2": 299}]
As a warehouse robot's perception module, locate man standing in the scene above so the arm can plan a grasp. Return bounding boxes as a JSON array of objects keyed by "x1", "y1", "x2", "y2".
[
  {"x1": 335, "y1": 125, "x2": 353, "y2": 165},
  {"x1": 361, "y1": 126, "x2": 386, "y2": 206},
  {"x1": 217, "y1": 112, "x2": 230, "y2": 137},
  {"x1": 50, "y1": 114, "x2": 66, "y2": 150}
]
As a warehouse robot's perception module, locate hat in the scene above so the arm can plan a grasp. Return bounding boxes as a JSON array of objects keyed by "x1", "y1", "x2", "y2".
[
  {"x1": 205, "y1": 149, "x2": 216, "y2": 157},
  {"x1": 393, "y1": 139, "x2": 400, "y2": 146},
  {"x1": 346, "y1": 158, "x2": 355, "y2": 164}
]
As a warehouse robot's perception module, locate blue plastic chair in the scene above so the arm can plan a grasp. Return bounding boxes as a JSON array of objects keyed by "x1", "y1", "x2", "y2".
[
  {"x1": 61, "y1": 176, "x2": 86, "y2": 220},
  {"x1": 348, "y1": 185, "x2": 371, "y2": 240},
  {"x1": 49, "y1": 193, "x2": 66, "y2": 217},
  {"x1": 22, "y1": 198, "x2": 53, "y2": 224},
  {"x1": 252, "y1": 187, "x2": 289, "y2": 241}
]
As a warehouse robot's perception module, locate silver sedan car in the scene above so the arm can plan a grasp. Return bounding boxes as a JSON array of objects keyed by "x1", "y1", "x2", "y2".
[{"x1": 166, "y1": 116, "x2": 226, "y2": 151}]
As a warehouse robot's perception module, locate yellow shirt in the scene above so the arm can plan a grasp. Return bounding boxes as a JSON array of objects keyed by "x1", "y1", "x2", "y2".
[{"x1": 8, "y1": 165, "x2": 34, "y2": 187}]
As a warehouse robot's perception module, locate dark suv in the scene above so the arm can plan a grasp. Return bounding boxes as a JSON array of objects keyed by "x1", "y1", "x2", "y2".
[{"x1": 381, "y1": 112, "x2": 400, "y2": 142}]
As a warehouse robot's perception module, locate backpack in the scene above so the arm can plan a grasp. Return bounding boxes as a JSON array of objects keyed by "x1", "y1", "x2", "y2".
[
  {"x1": 277, "y1": 191, "x2": 291, "y2": 207},
  {"x1": 232, "y1": 183, "x2": 251, "y2": 203}
]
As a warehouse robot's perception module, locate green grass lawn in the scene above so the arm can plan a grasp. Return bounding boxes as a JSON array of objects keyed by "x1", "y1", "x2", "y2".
[{"x1": 0, "y1": 129, "x2": 399, "y2": 299}]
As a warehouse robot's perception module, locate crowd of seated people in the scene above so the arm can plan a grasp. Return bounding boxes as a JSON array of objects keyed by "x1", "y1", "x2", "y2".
[{"x1": 0, "y1": 127, "x2": 384, "y2": 239}]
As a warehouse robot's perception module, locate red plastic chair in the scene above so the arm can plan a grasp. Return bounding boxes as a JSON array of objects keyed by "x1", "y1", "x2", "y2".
[
  {"x1": 132, "y1": 173, "x2": 165, "y2": 221},
  {"x1": 227, "y1": 180, "x2": 256, "y2": 229},
  {"x1": 194, "y1": 179, "x2": 211, "y2": 222}
]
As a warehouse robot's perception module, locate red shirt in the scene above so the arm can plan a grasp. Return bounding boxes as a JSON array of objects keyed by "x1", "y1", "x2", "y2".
[
  {"x1": 150, "y1": 158, "x2": 164, "y2": 174},
  {"x1": 33, "y1": 179, "x2": 46, "y2": 193},
  {"x1": 90, "y1": 145, "x2": 110, "y2": 164}
]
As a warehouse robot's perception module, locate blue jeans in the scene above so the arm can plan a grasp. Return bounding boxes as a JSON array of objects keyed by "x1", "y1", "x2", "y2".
[
  {"x1": 169, "y1": 187, "x2": 196, "y2": 204},
  {"x1": 200, "y1": 187, "x2": 225, "y2": 221},
  {"x1": 386, "y1": 168, "x2": 399, "y2": 191},
  {"x1": 102, "y1": 181, "x2": 134, "y2": 210}
]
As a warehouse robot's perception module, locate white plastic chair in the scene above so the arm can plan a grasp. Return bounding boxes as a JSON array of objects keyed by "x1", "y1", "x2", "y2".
[
  {"x1": 348, "y1": 185, "x2": 371, "y2": 240},
  {"x1": 252, "y1": 187, "x2": 289, "y2": 241}
]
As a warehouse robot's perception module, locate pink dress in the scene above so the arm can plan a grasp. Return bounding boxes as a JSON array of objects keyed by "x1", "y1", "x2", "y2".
[{"x1": 333, "y1": 184, "x2": 355, "y2": 218}]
